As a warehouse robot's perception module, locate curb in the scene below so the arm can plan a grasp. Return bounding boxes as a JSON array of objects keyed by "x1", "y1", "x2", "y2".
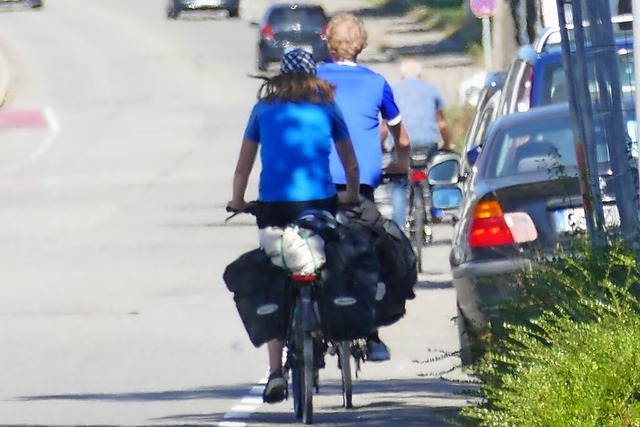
[{"x1": 0, "y1": 43, "x2": 10, "y2": 108}]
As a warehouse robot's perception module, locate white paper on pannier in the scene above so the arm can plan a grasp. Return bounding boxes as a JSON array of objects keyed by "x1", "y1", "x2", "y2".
[{"x1": 259, "y1": 225, "x2": 326, "y2": 274}]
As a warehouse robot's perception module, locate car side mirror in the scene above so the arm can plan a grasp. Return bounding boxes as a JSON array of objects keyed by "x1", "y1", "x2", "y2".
[
  {"x1": 466, "y1": 144, "x2": 482, "y2": 168},
  {"x1": 430, "y1": 185, "x2": 463, "y2": 224}
]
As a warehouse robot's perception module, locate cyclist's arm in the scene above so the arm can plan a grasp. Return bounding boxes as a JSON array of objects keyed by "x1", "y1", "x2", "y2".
[
  {"x1": 386, "y1": 120, "x2": 410, "y2": 174},
  {"x1": 380, "y1": 119, "x2": 389, "y2": 150},
  {"x1": 437, "y1": 110, "x2": 454, "y2": 151},
  {"x1": 335, "y1": 138, "x2": 360, "y2": 204},
  {"x1": 231, "y1": 138, "x2": 258, "y2": 211}
]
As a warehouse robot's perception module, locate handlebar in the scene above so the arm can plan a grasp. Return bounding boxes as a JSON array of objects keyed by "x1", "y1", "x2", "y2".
[{"x1": 225, "y1": 201, "x2": 258, "y2": 221}]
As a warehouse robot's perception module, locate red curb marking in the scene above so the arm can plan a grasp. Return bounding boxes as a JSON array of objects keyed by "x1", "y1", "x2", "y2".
[{"x1": 0, "y1": 110, "x2": 48, "y2": 128}]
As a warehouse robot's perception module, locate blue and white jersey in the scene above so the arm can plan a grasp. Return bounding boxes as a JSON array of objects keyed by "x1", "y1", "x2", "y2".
[
  {"x1": 317, "y1": 61, "x2": 401, "y2": 187},
  {"x1": 243, "y1": 100, "x2": 351, "y2": 202}
]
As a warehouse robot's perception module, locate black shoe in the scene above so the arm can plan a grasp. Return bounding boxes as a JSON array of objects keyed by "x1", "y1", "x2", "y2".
[{"x1": 263, "y1": 370, "x2": 287, "y2": 404}]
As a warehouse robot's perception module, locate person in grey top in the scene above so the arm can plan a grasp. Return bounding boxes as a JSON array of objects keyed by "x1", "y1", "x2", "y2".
[{"x1": 382, "y1": 58, "x2": 452, "y2": 229}]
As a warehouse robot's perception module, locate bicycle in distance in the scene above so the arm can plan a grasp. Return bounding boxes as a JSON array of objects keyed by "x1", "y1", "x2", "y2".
[
  {"x1": 224, "y1": 204, "x2": 377, "y2": 425},
  {"x1": 383, "y1": 146, "x2": 464, "y2": 272}
]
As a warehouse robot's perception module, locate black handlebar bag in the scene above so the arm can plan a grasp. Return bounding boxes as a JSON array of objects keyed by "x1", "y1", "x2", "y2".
[{"x1": 223, "y1": 248, "x2": 289, "y2": 347}]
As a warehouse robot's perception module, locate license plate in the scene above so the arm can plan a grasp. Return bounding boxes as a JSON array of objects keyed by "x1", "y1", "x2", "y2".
[
  {"x1": 194, "y1": 0, "x2": 220, "y2": 6},
  {"x1": 554, "y1": 204, "x2": 620, "y2": 233},
  {"x1": 285, "y1": 45, "x2": 313, "y2": 54}
]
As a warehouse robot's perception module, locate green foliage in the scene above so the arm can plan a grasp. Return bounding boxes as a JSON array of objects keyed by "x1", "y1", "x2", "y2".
[
  {"x1": 445, "y1": 104, "x2": 475, "y2": 151},
  {"x1": 458, "y1": 238, "x2": 640, "y2": 426}
]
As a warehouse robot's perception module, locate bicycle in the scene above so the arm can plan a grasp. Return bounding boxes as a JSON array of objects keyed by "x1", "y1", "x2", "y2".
[
  {"x1": 406, "y1": 150, "x2": 434, "y2": 274},
  {"x1": 382, "y1": 159, "x2": 432, "y2": 273},
  {"x1": 225, "y1": 204, "x2": 362, "y2": 424}
]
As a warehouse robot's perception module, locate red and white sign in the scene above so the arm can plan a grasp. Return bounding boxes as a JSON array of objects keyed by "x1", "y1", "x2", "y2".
[
  {"x1": 470, "y1": 0, "x2": 496, "y2": 19},
  {"x1": 0, "y1": 110, "x2": 48, "y2": 129}
]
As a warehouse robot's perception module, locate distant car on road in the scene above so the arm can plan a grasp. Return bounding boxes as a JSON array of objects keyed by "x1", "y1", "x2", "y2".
[
  {"x1": 0, "y1": 0, "x2": 42, "y2": 8},
  {"x1": 255, "y1": 3, "x2": 330, "y2": 72},
  {"x1": 167, "y1": 0, "x2": 240, "y2": 19},
  {"x1": 451, "y1": 99, "x2": 636, "y2": 365}
]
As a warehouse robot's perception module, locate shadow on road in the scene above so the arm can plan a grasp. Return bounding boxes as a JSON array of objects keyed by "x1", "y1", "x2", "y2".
[
  {"x1": 415, "y1": 278, "x2": 452, "y2": 290},
  {"x1": 18, "y1": 383, "x2": 252, "y2": 402}
]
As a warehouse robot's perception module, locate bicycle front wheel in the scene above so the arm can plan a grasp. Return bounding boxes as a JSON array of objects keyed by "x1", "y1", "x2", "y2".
[{"x1": 337, "y1": 340, "x2": 353, "y2": 409}]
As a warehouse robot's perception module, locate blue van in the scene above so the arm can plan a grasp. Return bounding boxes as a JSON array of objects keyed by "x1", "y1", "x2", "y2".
[{"x1": 496, "y1": 15, "x2": 634, "y2": 118}]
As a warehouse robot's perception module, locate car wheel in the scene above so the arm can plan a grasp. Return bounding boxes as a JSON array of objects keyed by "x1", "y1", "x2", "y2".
[
  {"x1": 30, "y1": 0, "x2": 43, "y2": 7},
  {"x1": 456, "y1": 302, "x2": 477, "y2": 367},
  {"x1": 228, "y1": 8, "x2": 239, "y2": 18}
]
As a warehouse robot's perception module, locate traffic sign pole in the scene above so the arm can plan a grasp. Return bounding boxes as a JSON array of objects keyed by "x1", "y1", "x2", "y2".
[
  {"x1": 470, "y1": 0, "x2": 495, "y2": 72},
  {"x1": 482, "y1": 16, "x2": 492, "y2": 71}
]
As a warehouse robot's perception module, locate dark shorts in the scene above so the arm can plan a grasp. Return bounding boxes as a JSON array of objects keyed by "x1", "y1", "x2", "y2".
[
  {"x1": 256, "y1": 196, "x2": 338, "y2": 229},
  {"x1": 335, "y1": 184, "x2": 375, "y2": 203}
]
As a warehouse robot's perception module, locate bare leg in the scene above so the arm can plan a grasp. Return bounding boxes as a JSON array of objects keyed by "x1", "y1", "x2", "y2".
[{"x1": 267, "y1": 339, "x2": 284, "y2": 373}]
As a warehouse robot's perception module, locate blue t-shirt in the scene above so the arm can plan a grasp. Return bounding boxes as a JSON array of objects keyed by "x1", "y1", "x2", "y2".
[
  {"x1": 317, "y1": 62, "x2": 401, "y2": 187},
  {"x1": 243, "y1": 100, "x2": 351, "y2": 202},
  {"x1": 392, "y1": 77, "x2": 445, "y2": 147}
]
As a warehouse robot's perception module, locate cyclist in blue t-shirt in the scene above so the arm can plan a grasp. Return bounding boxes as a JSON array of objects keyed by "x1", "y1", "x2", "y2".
[
  {"x1": 228, "y1": 48, "x2": 360, "y2": 404},
  {"x1": 318, "y1": 12, "x2": 411, "y2": 362}
]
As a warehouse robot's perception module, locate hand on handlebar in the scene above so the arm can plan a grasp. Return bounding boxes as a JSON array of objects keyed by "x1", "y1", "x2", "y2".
[
  {"x1": 226, "y1": 200, "x2": 248, "y2": 213},
  {"x1": 439, "y1": 142, "x2": 456, "y2": 153},
  {"x1": 337, "y1": 191, "x2": 360, "y2": 208},
  {"x1": 225, "y1": 200, "x2": 257, "y2": 221}
]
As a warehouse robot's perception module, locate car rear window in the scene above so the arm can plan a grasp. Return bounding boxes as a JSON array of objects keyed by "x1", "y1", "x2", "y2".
[
  {"x1": 268, "y1": 6, "x2": 327, "y2": 28},
  {"x1": 485, "y1": 111, "x2": 637, "y2": 179},
  {"x1": 539, "y1": 49, "x2": 635, "y2": 105}
]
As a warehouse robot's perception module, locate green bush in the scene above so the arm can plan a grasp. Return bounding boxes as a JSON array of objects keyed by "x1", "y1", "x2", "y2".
[
  {"x1": 463, "y1": 311, "x2": 640, "y2": 426},
  {"x1": 458, "y1": 239, "x2": 640, "y2": 426}
]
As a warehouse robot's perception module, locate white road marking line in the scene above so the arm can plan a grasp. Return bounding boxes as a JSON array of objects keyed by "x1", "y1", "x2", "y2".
[
  {"x1": 217, "y1": 375, "x2": 269, "y2": 427},
  {"x1": 43, "y1": 106, "x2": 61, "y2": 132}
]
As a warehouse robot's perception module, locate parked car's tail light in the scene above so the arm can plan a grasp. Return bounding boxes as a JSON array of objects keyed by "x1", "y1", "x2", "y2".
[
  {"x1": 503, "y1": 212, "x2": 538, "y2": 243},
  {"x1": 470, "y1": 200, "x2": 538, "y2": 248},
  {"x1": 261, "y1": 24, "x2": 275, "y2": 41},
  {"x1": 321, "y1": 23, "x2": 327, "y2": 40},
  {"x1": 409, "y1": 169, "x2": 427, "y2": 183},
  {"x1": 470, "y1": 200, "x2": 515, "y2": 248}
]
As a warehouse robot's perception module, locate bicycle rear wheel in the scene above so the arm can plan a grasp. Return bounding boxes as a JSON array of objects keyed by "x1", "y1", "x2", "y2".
[
  {"x1": 413, "y1": 184, "x2": 425, "y2": 272},
  {"x1": 291, "y1": 289, "x2": 314, "y2": 424},
  {"x1": 301, "y1": 329, "x2": 314, "y2": 424},
  {"x1": 337, "y1": 340, "x2": 353, "y2": 409}
]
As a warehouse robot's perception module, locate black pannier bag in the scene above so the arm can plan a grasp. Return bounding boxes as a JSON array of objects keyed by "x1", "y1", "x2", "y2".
[
  {"x1": 318, "y1": 222, "x2": 379, "y2": 341},
  {"x1": 223, "y1": 248, "x2": 289, "y2": 348},
  {"x1": 343, "y1": 197, "x2": 418, "y2": 327}
]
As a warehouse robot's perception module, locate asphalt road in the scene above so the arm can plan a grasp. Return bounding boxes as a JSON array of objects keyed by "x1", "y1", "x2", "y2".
[{"x1": 0, "y1": 1, "x2": 474, "y2": 425}]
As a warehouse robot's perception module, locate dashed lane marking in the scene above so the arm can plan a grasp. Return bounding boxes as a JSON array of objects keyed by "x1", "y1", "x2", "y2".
[{"x1": 217, "y1": 376, "x2": 268, "y2": 427}]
